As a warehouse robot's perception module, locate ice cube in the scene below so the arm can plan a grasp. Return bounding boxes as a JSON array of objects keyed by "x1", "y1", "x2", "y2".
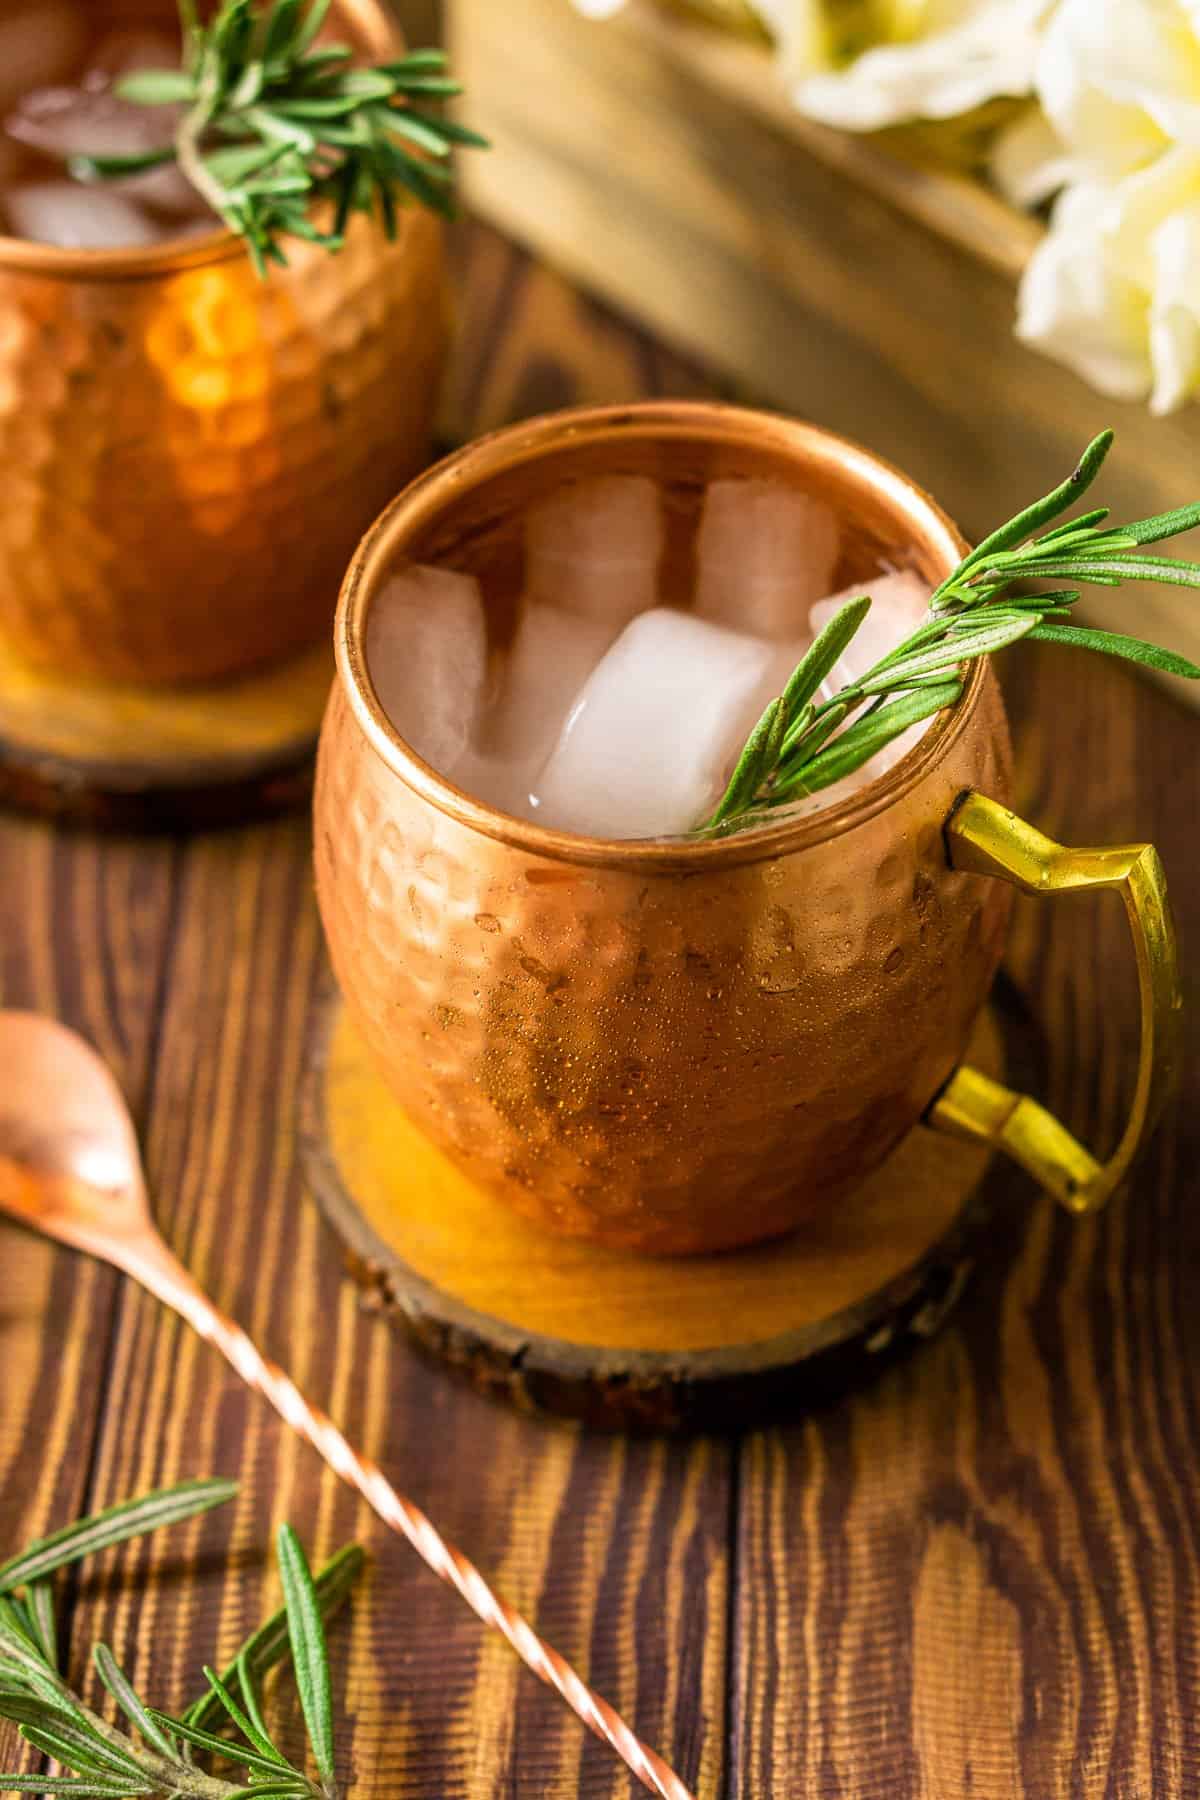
[
  {"x1": 0, "y1": 5, "x2": 87, "y2": 115},
  {"x1": 532, "y1": 608, "x2": 786, "y2": 840},
  {"x1": 809, "y1": 569, "x2": 929, "y2": 693},
  {"x1": 484, "y1": 603, "x2": 617, "y2": 774},
  {"x1": 366, "y1": 564, "x2": 488, "y2": 776},
  {"x1": 5, "y1": 181, "x2": 160, "y2": 248},
  {"x1": 525, "y1": 475, "x2": 664, "y2": 627},
  {"x1": 5, "y1": 79, "x2": 208, "y2": 219},
  {"x1": 695, "y1": 478, "x2": 840, "y2": 640}
]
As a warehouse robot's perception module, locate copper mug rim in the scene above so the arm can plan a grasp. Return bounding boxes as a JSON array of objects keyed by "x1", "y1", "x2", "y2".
[
  {"x1": 0, "y1": 0, "x2": 399, "y2": 282},
  {"x1": 335, "y1": 399, "x2": 988, "y2": 874}
]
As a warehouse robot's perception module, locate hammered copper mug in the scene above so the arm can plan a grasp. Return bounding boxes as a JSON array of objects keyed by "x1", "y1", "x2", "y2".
[
  {"x1": 314, "y1": 403, "x2": 1180, "y2": 1256},
  {"x1": 0, "y1": 0, "x2": 445, "y2": 684}
]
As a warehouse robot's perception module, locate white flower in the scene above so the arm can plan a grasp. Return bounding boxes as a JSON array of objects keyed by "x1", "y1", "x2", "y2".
[
  {"x1": 1014, "y1": 0, "x2": 1200, "y2": 411},
  {"x1": 771, "y1": 0, "x2": 1051, "y2": 132}
]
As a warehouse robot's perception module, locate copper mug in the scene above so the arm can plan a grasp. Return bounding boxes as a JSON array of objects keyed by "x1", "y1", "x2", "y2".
[
  {"x1": 314, "y1": 403, "x2": 1180, "y2": 1256},
  {"x1": 0, "y1": 0, "x2": 445, "y2": 685}
]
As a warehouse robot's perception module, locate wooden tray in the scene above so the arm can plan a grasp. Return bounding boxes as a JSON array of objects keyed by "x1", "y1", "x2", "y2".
[
  {"x1": 298, "y1": 988, "x2": 1029, "y2": 1431},
  {"x1": 450, "y1": 0, "x2": 1200, "y2": 704},
  {"x1": 0, "y1": 632, "x2": 333, "y2": 829}
]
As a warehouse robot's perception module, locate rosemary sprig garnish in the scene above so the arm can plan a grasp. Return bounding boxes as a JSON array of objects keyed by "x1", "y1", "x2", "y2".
[
  {"x1": 0, "y1": 1478, "x2": 362, "y2": 1799},
  {"x1": 705, "y1": 430, "x2": 1200, "y2": 833},
  {"x1": 69, "y1": 0, "x2": 487, "y2": 274}
]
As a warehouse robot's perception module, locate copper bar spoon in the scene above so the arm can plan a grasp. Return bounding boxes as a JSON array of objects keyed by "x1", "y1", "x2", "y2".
[{"x1": 0, "y1": 1010, "x2": 694, "y2": 1800}]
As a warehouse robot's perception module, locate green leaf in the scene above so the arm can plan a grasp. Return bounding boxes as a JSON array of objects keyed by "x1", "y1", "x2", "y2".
[
  {"x1": 145, "y1": 1710, "x2": 294, "y2": 1776},
  {"x1": 200, "y1": 1663, "x2": 288, "y2": 1766},
  {"x1": 293, "y1": 0, "x2": 336, "y2": 56},
  {"x1": 1028, "y1": 622, "x2": 1200, "y2": 678},
  {"x1": 27, "y1": 1582, "x2": 58, "y2": 1670},
  {"x1": 0, "y1": 1480, "x2": 238, "y2": 1594},
  {"x1": 1037, "y1": 506, "x2": 1110, "y2": 541},
  {"x1": 93, "y1": 1646, "x2": 180, "y2": 1762},
  {"x1": 779, "y1": 681, "x2": 962, "y2": 799},
  {"x1": 68, "y1": 148, "x2": 177, "y2": 181},
  {"x1": 857, "y1": 613, "x2": 1035, "y2": 692},
  {"x1": 779, "y1": 596, "x2": 871, "y2": 718},
  {"x1": 0, "y1": 1781, "x2": 153, "y2": 1795},
  {"x1": 705, "y1": 698, "x2": 782, "y2": 829},
  {"x1": 950, "y1": 429, "x2": 1114, "y2": 585},
  {"x1": 1014, "y1": 555, "x2": 1200, "y2": 588},
  {"x1": 9, "y1": 1704, "x2": 150, "y2": 1783},
  {"x1": 114, "y1": 69, "x2": 195, "y2": 104},
  {"x1": 277, "y1": 1525, "x2": 336, "y2": 1793},
  {"x1": 1122, "y1": 501, "x2": 1200, "y2": 544},
  {"x1": 383, "y1": 113, "x2": 454, "y2": 157},
  {"x1": 777, "y1": 698, "x2": 851, "y2": 771},
  {"x1": 183, "y1": 1551, "x2": 360, "y2": 1735}
]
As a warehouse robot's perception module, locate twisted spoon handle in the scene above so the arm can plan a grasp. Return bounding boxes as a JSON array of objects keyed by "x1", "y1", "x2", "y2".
[{"x1": 119, "y1": 1232, "x2": 695, "y2": 1800}]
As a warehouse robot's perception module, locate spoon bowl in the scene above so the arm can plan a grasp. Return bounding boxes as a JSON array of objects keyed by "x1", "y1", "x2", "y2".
[{"x1": 0, "y1": 1009, "x2": 149, "y2": 1252}]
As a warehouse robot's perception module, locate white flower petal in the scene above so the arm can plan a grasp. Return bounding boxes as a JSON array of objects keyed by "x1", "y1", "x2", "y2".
[
  {"x1": 1016, "y1": 184, "x2": 1153, "y2": 399},
  {"x1": 1034, "y1": 0, "x2": 1200, "y2": 178},
  {"x1": 990, "y1": 105, "x2": 1076, "y2": 207},
  {"x1": 1148, "y1": 207, "x2": 1200, "y2": 410},
  {"x1": 790, "y1": 3, "x2": 1046, "y2": 130}
]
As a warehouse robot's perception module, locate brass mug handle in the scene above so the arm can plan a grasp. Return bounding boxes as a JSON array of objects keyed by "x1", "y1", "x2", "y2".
[{"x1": 927, "y1": 791, "x2": 1182, "y2": 1214}]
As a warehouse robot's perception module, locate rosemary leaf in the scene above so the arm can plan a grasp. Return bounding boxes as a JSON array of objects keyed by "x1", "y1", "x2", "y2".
[
  {"x1": 857, "y1": 613, "x2": 1035, "y2": 691},
  {"x1": 184, "y1": 1546, "x2": 363, "y2": 1734},
  {"x1": 0, "y1": 1480, "x2": 238, "y2": 1594},
  {"x1": 277, "y1": 1526, "x2": 337, "y2": 1795},
  {"x1": 94, "y1": 1645, "x2": 182, "y2": 1762},
  {"x1": 947, "y1": 428, "x2": 1114, "y2": 587},
  {"x1": 200, "y1": 1663, "x2": 290, "y2": 1766},
  {"x1": 146, "y1": 1710, "x2": 297, "y2": 1777},
  {"x1": 779, "y1": 596, "x2": 871, "y2": 716},
  {"x1": 778, "y1": 680, "x2": 963, "y2": 799},
  {"x1": 0, "y1": 1781, "x2": 154, "y2": 1795},
  {"x1": 1027, "y1": 622, "x2": 1200, "y2": 678},
  {"x1": 707, "y1": 698, "x2": 782, "y2": 828},
  {"x1": 27, "y1": 1582, "x2": 58, "y2": 1670}
]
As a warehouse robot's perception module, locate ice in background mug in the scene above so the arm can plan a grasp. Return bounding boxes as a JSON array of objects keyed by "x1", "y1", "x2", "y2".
[
  {"x1": 314, "y1": 404, "x2": 1180, "y2": 1256},
  {"x1": 0, "y1": 0, "x2": 445, "y2": 685}
]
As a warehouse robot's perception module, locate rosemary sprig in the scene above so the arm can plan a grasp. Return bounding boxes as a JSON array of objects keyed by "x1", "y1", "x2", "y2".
[
  {"x1": 69, "y1": 0, "x2": 487, "y2": 274},
  {"x1": 705, "y1": 430, "x2": 1200, "y2": 834},
  {"x1": 0, "y1": 1479, "x2": 362, "y2": 1800}
]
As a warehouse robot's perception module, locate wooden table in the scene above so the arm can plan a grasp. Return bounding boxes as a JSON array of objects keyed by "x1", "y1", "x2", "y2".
[{"x1": 3, "y1": 222, "x2": 1199, "y2": 1799}]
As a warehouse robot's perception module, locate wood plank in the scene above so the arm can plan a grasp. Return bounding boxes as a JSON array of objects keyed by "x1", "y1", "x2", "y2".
[
  {"x1": 731, "y1": 640, "x2": 1200, "y2": 1798},
  {"x1": 55, "y1": 816, "x2": 729, "y2": 1797},
  {"x1": 52, "y1": 230, "x2": 731, "y2": 1799},
  {"x1": 451, "y1": 0, "x2": 1200, "y2": 703},
  {"x1": 0, "y1": 818, "x2": 177, "y2": 1783}
]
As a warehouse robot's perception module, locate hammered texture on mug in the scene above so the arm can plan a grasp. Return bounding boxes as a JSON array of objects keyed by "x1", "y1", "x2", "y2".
[
  {"x1": 316, "y1": 670, "x2": 1014, "y2": 1255},
  {"x1": 0, "y1": 0, "x2": 447, "y2": 684}
]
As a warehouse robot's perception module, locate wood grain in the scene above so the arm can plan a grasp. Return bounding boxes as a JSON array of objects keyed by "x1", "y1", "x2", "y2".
[
  {"x1": 2, "y1": 221, "x2": 1199, "y2": 1800},
  {"x1": 731, "y1": 642, "x2": 1200, "y2": 1799},
  {"x1": 0, "y1": 819, "x2": 178, "y2": 1782}
]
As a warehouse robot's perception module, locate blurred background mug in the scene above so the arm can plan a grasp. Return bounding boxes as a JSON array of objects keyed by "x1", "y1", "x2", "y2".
[
  {"x1": 0, "y1": 0, "x2": 446, "y2": 685},
  {"x1": 314, "y1": 403, "x2": 1180, "y2": 1255}
]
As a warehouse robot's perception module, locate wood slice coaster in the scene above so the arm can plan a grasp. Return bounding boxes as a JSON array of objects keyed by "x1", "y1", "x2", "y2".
[
  {"x1": 0, "y1": 632, "x2": 334, "y2": 829},
  {"x1": 299, "y1": 990, "x2": 1029, "y2": 1432}
]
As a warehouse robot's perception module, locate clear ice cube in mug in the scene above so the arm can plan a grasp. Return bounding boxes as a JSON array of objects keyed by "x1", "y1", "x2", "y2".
[
  {"x1": 365, "y1": 472, "x2": 937, "y2": 841},
  {"x1": 0, "y1": 7, "x2": 218, "y2": 247}
]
